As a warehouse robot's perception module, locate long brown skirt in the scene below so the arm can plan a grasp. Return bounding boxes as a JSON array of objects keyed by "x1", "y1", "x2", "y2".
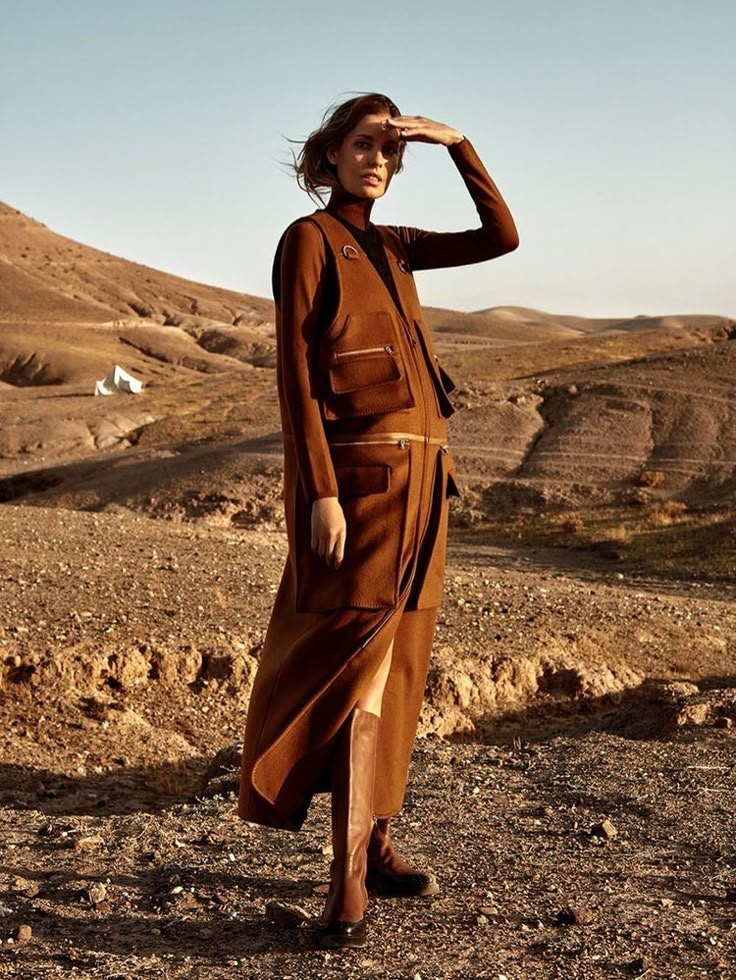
[{"x1": 238, "y1": 442, "x2": 449, "y2": 831}]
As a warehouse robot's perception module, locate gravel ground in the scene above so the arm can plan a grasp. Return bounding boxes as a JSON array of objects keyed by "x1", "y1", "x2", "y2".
[
  {"x1": 1, "y1": 504, "x2": 735, "y2": 978},
  {"x1": 1, "y1": 735, "x2": 735, "y2": 979}
]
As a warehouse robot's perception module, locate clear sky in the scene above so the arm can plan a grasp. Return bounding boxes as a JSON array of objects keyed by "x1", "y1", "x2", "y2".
[{"x1": 1, "y1": 0, "x2": 734, "y2": 318}]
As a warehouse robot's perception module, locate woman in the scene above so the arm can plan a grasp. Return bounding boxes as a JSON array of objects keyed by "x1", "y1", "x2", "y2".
[{"x1": 238, "y1": 92, "x2": 519, "y2": 949}]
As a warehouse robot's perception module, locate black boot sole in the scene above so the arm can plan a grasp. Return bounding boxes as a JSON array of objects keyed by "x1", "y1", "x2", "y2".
[
  {"x1": 314, "y1": 919, "x2": 366, "y2": 948},
  {"x1": 365, "y1": 869, "x2": 440, "y2": 898}
]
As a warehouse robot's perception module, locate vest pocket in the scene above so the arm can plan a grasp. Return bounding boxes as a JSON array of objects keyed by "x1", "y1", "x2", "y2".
[
  {"x1": 294, "y1": 443, "x2": 411, "y2": 611},
  {"x1": 329, "y1": 345, "x2": 401, "y2": 393},
  {"x1": 320, "y1": 312, "x2": 415, "y2": 420},
  {"x1": 333, "y1": 462, "x2": 390, "y2": 498}
]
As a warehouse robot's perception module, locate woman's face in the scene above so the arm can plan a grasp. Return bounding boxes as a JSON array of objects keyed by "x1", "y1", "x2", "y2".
[{"x1": 327, "y1": 112, "x2": 402, "y2": 199}]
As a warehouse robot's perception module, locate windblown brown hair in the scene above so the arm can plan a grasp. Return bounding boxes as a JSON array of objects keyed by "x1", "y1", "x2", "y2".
[{"x1": 286, "y1": 92, "x2": 407, "y2": 205}]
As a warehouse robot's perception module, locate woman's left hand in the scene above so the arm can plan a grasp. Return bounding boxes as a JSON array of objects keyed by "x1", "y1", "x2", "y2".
[{"x1": 383, "y1": 115, "x2": 464, "y2": 147}]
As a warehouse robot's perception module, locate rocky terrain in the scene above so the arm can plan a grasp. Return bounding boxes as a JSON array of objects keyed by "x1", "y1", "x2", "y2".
[{"x1": 1, "y1": 201, "x2": 735, "y2": 978}]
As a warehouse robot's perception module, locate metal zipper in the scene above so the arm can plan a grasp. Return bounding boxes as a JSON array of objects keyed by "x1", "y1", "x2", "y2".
[
  {"x1": 328, "y1": 432, "x2": 449, "y2": 448},
  {"x1": 329, "y1": 437, "x2": 410, "y2": 449},
  {"x1": 332, "y1": 344, "x2": 395, "y2": 359}
]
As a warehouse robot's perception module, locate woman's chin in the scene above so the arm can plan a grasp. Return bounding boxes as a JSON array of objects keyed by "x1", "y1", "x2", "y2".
[{"x1": 342, "y1": 180, "x2": 385, "y2": 200}]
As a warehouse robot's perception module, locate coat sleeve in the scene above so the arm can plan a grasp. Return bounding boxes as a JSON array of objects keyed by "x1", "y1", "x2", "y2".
[
  {"x1": 387, "y1": 136, "x2": 520, "y2": 271},
  {"x1": 275, "y1": 218, "x2": 339, "y2": 504}
]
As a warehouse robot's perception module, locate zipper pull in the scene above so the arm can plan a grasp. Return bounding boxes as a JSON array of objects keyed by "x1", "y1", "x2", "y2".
[
  {"x1": 385, "y1": 344, "x2": 395, "y2": 354},
  {"x1": 440, "y1": 444, "x2": 449, "y2": 454},
  {"x1": 397, "y1": 438, "x2": 409, "y2": 449}
]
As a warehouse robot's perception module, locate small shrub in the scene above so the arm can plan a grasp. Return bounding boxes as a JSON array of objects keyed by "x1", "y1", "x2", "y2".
[
  {"x1": 649, "y1": 499, "x2": 688, "y2": 526},
  {"x1": 659, "y1": 500, "x2": 688, "y2": 516},
  {"x1": 604, "y1": 525, "x2": 631, "y2": 543},
  {"x1": 638, "y1": 469, "x2": 665, "y2": 488},
  {"x1": 561, "y1": 515, "x2": 585, "y2": 534}
]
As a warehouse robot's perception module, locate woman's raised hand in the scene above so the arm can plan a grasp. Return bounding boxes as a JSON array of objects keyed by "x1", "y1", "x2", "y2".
[
  {"x1": 383, "y1": 115, "x2": 464, "y2": 148},
  {"x1": 311, "y1": 497, "x2": 346, "y2": 569}
]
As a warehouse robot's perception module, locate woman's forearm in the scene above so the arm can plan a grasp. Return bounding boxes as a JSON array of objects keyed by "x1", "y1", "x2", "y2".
[{"x1": 388, "y1": 136, "x2": 519, "y2": 270}]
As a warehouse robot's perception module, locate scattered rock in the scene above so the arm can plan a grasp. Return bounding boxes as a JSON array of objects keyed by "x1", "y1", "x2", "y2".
[
  {"x1": 74, "y1": 835, "x2": 105, "y2": 851},
  {"x1": 556, "y1": 904, "x2": 593, "y2": 925},
  {"x1": 82, "y1": 882, "x2": 107, "y2": 905},
  {"x1": 655, "y1": 681, "x2": 700, "y2": 705},
  {"x1": 265, "y1": 901, "x2": 310, "y2": 928},
  {"x1": 590, "y1": 818, "x2": 618, "y2": 839}
]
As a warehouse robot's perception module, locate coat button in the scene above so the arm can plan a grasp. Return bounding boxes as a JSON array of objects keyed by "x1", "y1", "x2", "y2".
[
  {"x1": 341, "y1": 244, "x2": 360, "y2": 260},
  {"x1": 397, "y1": 258, "x2": 411, "y2": 273}
]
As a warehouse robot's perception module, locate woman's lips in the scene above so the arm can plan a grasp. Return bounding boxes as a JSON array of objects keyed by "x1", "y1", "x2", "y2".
[{"x1": 362, "y1": 175, "x2": 381, "y2": 185}]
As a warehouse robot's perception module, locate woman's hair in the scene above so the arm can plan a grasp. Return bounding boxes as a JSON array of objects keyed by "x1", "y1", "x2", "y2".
[{"x1": 286, "y1": 92, "x2": 406, "y2": 205}]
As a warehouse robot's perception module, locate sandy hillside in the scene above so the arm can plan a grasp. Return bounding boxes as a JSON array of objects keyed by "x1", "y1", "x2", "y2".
[{"x1": 1, "y1": 202, "x2": 736, "y2": 978}]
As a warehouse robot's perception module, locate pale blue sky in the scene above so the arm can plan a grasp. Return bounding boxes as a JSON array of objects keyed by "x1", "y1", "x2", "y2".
[{"x1": 1, "y1": 0, "x2": 734, "y2": 317}]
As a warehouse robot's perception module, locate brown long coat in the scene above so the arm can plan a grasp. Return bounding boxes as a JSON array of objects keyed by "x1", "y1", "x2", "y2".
[{"x1": 238, "y1": 136, "x2": 519, "y2": 830}]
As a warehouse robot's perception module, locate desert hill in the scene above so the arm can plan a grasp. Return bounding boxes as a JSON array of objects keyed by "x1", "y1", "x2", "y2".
[
  {"x1": 0, "y1": 199, "x2": 274, "y2": 390},
  {"x1": 2, "y1": 198, "x2": 733, "y2": 388},
  {"x1": 0, "y1": 200, "x2": 271, "y2": 325},
  {"x1": 1, "y1": 197, "x2": 735, "y2": 555}
]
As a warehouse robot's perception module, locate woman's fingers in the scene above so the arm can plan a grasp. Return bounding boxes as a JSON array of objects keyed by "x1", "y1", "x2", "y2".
[
  {"x1": 384, "y1": 115, "x2": 459, "y2": 146},
  {"x1": 311, "y1": 528, "x2": 346, "y2": 567},
  {"x1": 310, "y1": 498, "x2": 346, "y2": 567},
  {"x1": 332, "y1": 529, "x2": 346, "y2": 569}
]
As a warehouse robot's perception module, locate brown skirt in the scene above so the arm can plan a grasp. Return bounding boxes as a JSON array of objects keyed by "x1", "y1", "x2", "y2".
[{"x1": 238, "y1": 443, "x2": 450, "y2": 831}]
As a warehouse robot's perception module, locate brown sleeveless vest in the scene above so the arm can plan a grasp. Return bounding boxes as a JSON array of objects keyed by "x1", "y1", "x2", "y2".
[
  {"x1": 303, "y1": 210, "x2": 457, "y2": 424},
  {"x1": 285, "y1": 208, "x2": 461, "y2": 613}
]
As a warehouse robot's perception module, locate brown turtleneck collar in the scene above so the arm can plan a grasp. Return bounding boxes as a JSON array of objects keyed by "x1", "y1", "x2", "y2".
[{"x1": 324, "y1": 183, "x2": 375, "y2": 230}]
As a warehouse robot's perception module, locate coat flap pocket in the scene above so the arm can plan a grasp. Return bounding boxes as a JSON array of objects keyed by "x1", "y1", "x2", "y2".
[
  {"x1": 329, "y1": 348, "x2": 402, "y2": 394},
  {"x1": 334, "y1": 463, "x2": 391, "y2": 499}
]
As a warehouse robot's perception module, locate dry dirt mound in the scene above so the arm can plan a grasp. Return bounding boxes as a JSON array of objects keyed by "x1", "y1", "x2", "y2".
[
  {"x1": 0, "y1": 434, "x2": 285, "y2": 526},
  {"x1": 3, "y1": 335, "x2": 736, "y2": 547},
  {"x1": 433, "y1": 338, "x2": 736, "y2": 518},
  {"x1": 1, "y1": 504, "x2": 733, "y2": 744}
]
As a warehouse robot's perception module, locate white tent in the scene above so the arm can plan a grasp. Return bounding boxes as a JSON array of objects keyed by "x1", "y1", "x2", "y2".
[{"x1": 94, "y1": 364, "x2": 143, "y2": 396}]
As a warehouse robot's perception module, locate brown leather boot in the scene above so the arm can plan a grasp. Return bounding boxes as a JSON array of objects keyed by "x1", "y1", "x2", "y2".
[
  {"x1": 365, "y1": 816, "x2": 440, "y2": 897},
  {"x1": 314, "y1": 706, "x2": 379, "y2": 949}
]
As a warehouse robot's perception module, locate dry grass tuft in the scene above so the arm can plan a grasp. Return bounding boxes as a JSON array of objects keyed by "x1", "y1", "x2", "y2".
[
  {"x1": 602, "y1": 524, "x2": 632, "y2": 544},
  {"x1": 649, "y1": 500, "x2": 689, "y2": 525},
  {"x1": 638, "y1": 469, "x2": 665, "y2": 488},
  {"x1": 560, "y1": 514, "x2": 585, "y2": 534}
]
